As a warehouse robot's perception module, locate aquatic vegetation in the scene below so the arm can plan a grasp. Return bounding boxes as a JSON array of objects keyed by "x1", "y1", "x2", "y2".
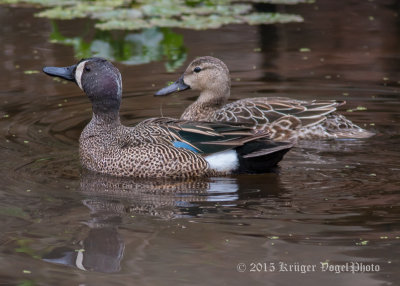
[
  {"x1": 299, "y1": 47, "x2": 311, "y2": 52},
  {"x1": 23, "y1": 70, "x2": 40, "y2": 74},
  {"x1": 1, "y1": 0, "x2": 304, "y2": 30},
  {"x1": 1, "y1": 0, "x2": 305, "y2": 70},
  {"x1": 15, "y1": 239, "x2": 41, "y2": 259},
  {"x1": 346, "y1": 106, "x2": 368, "y2": 112}
]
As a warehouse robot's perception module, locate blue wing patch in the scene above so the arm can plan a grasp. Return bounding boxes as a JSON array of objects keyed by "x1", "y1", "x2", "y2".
[{"x1": 173, "y1": 141, "x2": 198, "y2": 153}]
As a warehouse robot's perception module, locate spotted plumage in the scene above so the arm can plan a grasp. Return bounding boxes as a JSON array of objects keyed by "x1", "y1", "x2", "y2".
[
  {"x1": 43, "y1": 57, "x2": 292, "y2": 178},
  {"x1": 155, "y1": 56, "x2": 374, "y2": 141}
]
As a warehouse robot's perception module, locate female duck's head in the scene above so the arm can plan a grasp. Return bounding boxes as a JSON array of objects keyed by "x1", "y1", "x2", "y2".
[
  {"x1": 43, "y1": 57, "x2": 122, "y2": 115},
  {"x1": 155, "y1": 56, "x2": 231, "y2": 104}
]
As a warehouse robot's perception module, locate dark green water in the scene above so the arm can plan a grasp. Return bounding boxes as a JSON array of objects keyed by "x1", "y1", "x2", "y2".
[{"x1": 0, "y1": 1, "x2": 399, "y2": 285}]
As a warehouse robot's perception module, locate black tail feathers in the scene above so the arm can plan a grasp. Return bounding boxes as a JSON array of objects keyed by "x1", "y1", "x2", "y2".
[{"x1": 234, "y1": 140, "x2": 293, "y2": 174}]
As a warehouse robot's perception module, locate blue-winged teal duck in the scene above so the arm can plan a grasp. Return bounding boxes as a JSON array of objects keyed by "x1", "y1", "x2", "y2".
[
  {"x1": 43, "y1": 58, "x2": 292, "y2": 178},
  {"x1": 155, "y1": 56, "x2": 374, "y2": 141}
]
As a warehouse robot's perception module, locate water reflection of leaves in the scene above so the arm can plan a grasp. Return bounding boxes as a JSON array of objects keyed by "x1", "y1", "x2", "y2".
[
  {"x1": 15, "y1": 239, "x2": 41, "y2": 259},
  {"x1": 50, "y1": 22, "x2": 186, "y2": 71},
  {"x1": 0, "y1": 205, "x2": 29, "y2": 220},
  {"x1": 17, "y1": 280, "x2": 37, "y2": 286}
]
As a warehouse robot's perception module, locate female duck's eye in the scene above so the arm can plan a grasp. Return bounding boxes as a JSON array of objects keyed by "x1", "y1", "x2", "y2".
[
  {"x1": 194, "y1": 67, "x2": 201, "y2": 73},
  {"x1": 85, "y1": 66, "x2": 91, "y2": 72}
]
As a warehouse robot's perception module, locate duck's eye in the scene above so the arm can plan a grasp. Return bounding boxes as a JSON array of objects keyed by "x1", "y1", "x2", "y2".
[
  {"x1": 194, "y1": 67, "x2": 202, "y2": 73},
  {"x1": 85, "y1": 66, "x2": 91, "y2": 72}
]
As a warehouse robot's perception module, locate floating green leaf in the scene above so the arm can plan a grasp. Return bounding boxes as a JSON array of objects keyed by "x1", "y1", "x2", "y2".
[
  {"x1": 356, "y1": 240, "x2": 369, "y2": 246},
  {"x1": 252, "y1": 0, "x2": 309, "y2": 3},
  {"x1": 347, "y1": 106, "x2": 368, "y2": 112},
  {"x1": 24, "y1": 70, "x2": 40, "y2": 74},
  {"x1": 241, "y1": 12, "x2": 303, "y2": 25}
]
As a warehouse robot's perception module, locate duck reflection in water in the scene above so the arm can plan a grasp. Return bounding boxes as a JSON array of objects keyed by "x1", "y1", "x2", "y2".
[
  {"x1": 43, "y1": 195, "x2": 126, "y2": 273},
  {"x1": 42, "y1": 170, "x2": 284, "y2": 273}
]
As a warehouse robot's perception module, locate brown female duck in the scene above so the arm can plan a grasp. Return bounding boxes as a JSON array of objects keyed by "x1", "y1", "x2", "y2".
[{"x1": 155, "y1": 56, "x2": 374, "y2": 141}]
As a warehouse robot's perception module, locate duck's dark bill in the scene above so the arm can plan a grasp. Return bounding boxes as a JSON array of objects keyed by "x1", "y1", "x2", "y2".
[
  {"x1": 43, "y1": 65, "x2": 77, "y2": 81},
  {"x1": 154, "y1": 76, "x2": 190, "y2": 96}
]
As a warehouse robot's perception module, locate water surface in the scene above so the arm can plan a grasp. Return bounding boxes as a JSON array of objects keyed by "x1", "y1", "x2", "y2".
[{"x1": 0, "y1": 1, "x2": 399, "y2": 285}]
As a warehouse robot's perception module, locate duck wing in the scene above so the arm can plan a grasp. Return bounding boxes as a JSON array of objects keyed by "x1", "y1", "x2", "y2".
[
  {"x1": 159, "y1": 117, "x2": 294, "y2": 174},
  {"x1": 141, "y1": 117, "x2": 276, "y2": 155},
  {"x1": 123, "y1": 117, "x2": 292, "y2": 176},
  {"x1": 213, "y1": 97, "x2": 343, "y2": 129}
]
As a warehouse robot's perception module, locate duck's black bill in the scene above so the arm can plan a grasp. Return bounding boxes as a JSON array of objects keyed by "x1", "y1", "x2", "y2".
[
  {"x1": 154, "y1": 76, "x2": 190, "y2": 96},
  {"x1": 43, "y1": 64, "x2": 77, "y2": 81}
]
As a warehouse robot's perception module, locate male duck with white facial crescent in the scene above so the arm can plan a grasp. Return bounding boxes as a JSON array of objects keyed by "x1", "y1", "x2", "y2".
[{"x1": 43, "y1": 58, "x2": 293, "y2": 178}]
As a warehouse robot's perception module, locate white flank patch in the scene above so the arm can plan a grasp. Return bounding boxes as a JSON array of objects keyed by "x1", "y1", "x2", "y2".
[
  {"x1": 75, "y1": 250, "x2": 87, "y2": 271},
  {"x1": 205, "y1": 150, "x2": 239, "y2": 172},
  {"x1": 75, "y1": 61, "x2": 87, "y2": 90}
]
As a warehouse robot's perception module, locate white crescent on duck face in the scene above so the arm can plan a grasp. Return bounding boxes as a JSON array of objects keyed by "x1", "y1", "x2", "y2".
[
  {"x1": 75, "y1": 60, "x2": 87, "y2": 90},
  {"x1": 156, "y1": 56, "x2": 374, "y2": 141}
]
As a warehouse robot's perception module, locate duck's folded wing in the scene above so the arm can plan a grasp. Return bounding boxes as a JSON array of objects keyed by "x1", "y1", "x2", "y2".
[
  {"x1": 143, "y1": 117, "x2": 274, "y2": 155},
  {"x1": 213, "y1": 97, "x2": 344, "y2": 129}
]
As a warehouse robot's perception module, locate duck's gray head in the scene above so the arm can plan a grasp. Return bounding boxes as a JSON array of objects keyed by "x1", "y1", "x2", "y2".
[
  {"x1": 43, "y1": 57, "x2": 122, "y2": 115},
  {"x1": 155, "y1": 56, "x2": 230, "y2": 101}
]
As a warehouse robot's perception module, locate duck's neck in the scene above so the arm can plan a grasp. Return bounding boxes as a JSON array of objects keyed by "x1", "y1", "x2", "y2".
[
  {"x1": 181, "y1": 86, "x2": 230, "y2": 121},
  {"x1": 91, "y1": 110, "x2": 121, "y2": 127},
  {"x1": 198, "y1": 89, "x2": 229, "y2": 105}
]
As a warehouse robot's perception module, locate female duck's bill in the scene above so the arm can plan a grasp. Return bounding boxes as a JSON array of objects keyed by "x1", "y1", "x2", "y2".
[
  {"x1": 42, "y1": 57, "x2": 293, "y2": 178},
  {"x1": 154, "y1": 75, "x2": 190, "y2": 96}
]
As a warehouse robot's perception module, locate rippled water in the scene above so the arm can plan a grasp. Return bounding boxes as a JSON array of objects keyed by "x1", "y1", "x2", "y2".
[{"x1": 1, "y1": 1, "x2": 399, "y2": 285}]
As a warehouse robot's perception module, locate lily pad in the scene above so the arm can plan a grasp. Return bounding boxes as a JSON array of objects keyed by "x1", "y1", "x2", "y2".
[
  {"x1": 241, "y1": 12, "x2": 303, "y2": 25},
  {"x1": 250, "y1": 0, "x2": 310, "y2": 4},
  {"x1": 2, "y1": 0, "x2": 305, "y2": 31},
  {"x1": 1, "y1": 0, "x2": 306, "y2": 70}
]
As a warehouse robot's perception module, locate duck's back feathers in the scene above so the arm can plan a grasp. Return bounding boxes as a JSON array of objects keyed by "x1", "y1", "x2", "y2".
[
  {"x1": 213, "y1": 97, "x2": 340, "y2": 127},
  {"x1": 210, "y1": 97, "x2": 343, "y2": 140},
  {"x1": 132, "y1": 117, "x2": 293, "y2": 175},
  {"x1": 206, "y1": 97, "x2": 374, "y2": 140},
  {"x1": 140, "y1": 117, "x2": 276, "y2": 155}
]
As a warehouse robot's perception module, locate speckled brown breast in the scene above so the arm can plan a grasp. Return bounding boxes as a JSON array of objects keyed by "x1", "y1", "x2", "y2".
[{"x1": 79, "y1": 118, "x2": 211, "y2": 178}]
